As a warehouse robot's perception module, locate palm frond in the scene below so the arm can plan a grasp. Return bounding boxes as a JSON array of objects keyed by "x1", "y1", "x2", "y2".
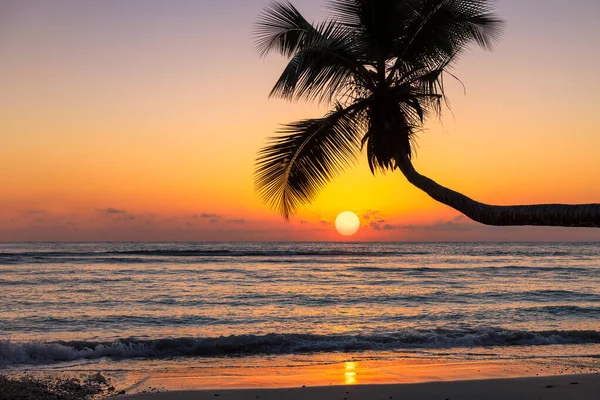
[
  {"x1": 326, "y1": 0, "x2": 364, "y2": 29},
  {"x1": 255, "y1": 102, "x2": 368, "y2": 219},
  {"x1": 269, "y1": 21, "x2": 372, "y2": 103},
  {"x1": 254, "y1": 1, "x2": 318, "y2": 57},
  {"x1": 327, "y1": 0, "x2": 417, "y2": 63},
  {"x1": 394, "y1": 0, "x2": 503, "y2": 70},
  {"x1": 409, "y1": 63, "x2": 449, "y2": 115}
]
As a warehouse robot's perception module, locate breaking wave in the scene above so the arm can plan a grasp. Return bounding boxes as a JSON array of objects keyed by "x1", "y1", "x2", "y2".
[{"x1": 2, "y1": 328, "x2": 600, "y2": 367}]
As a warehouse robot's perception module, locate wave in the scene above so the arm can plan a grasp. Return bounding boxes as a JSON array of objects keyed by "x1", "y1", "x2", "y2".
[
  {"x1": 519, "y1": 305, "x2": 600, "y2": 315},
  {"x1": 480, "y1": 250, "x2": 572, "y2": 257},
  {"x1": 2, "y1": 328, "x2": 600, "y2": 367},
  {"x1": 0, "y1": 277, "x2": 136, "y2": 286},
  {"x1": 109, "y1": 249, "x2": 430, "y2": 257},
  {"x1": 350, "y1": 265, "x2": 593, "y2": 274},
  {"x1": 0, "y1": 249, "x2": 432, "y2": 265},
  {"x1": 0, "y1": 249, "x2": 429, "y2": 257}
]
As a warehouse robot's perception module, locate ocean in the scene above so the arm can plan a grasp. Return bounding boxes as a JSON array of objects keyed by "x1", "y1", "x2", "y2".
[{"x1": 1, "y1": 242, "x2": 599, "y2": 389}]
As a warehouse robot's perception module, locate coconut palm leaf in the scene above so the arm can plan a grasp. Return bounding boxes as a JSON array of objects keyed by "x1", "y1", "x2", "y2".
[
  {"x1": 406, "y1": 63, "x2": 451, "y2": 115},
  {"x1": 394, "y1": 0, "x2": 503, "y2": 70},
  {"x1": 271, "y1": 30, "x2": 367, "y2": 102},
  {"x1": 254, "y1": 1, "x2": 319, "y2": 57},
  {"x1": 327, "y1": 0, "x2": 417, "y2": 63},
  {"x1": 265, "y1": 19, "x2": 374, "y2": 103},
  {"x1": 255, "y1": 102, "x2": 367, "y2": 219}
]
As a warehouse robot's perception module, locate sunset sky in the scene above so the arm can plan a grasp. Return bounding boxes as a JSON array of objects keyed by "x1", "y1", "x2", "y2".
[{"x1": 1, "y1": 0, "x2": 599, "y2": 241}]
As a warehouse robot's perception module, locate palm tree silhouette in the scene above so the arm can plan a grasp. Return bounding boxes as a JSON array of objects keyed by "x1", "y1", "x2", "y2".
[{"x1": 254, "y1": 0, "x2": 600, "y2": 227}]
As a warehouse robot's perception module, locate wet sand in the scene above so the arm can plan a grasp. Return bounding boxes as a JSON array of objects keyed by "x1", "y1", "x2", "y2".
[
  {"x1": 108, "y1": 353, "x2": 598, "y2": 395},
  {"x1": 122, "y1": 373, "x2": 599, "y2": 399}
]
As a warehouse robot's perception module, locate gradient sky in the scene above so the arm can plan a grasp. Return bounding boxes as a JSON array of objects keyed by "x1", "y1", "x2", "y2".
[{"x1": 1, "y1": 0, "x2": 599, "y2": 241}]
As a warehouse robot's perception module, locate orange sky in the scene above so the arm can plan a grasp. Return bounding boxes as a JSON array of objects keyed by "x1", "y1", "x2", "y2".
[{"x1": 1, "y1": 0, "x2": 599, "y2": 241}]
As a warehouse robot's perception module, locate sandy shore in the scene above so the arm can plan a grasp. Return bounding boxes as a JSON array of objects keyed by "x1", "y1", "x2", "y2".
[{"x1": 122, "y1": 373, "x2": 599, "y2": 399}]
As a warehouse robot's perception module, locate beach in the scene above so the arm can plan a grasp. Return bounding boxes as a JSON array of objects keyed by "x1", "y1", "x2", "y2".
[
  {"x1": 122, "y1": 374, "x2": 600, "y2": 400},
  {"x1": 1, "y1": 242, "x2": 599, "y2": 397}
]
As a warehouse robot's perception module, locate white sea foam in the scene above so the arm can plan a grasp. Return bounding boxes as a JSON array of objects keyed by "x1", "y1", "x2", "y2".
[{"x1": 2, "y1": 329, "x2": 600, "y2": 367}]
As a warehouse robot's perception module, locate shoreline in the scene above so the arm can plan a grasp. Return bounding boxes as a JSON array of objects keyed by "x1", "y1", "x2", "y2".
[
  {"x1": 122, "y1": 373, "x2": 600, "y2": 399},
  {"x1": 6, "y1": 349, "x2": 597, "y2": 397},
  {"x1": 105, "y1": 355, "x2": 599, "y2": 397}
]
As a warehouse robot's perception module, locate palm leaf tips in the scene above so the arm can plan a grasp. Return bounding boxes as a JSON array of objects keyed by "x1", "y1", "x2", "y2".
[
  {"x1": 255, "y1": 103, "x2": 366, "y2": 219},
  {"x1": 267, "y1": 21, "x2": 365, "y2": 103},
  {"x1": 254, "y1": 1, "x2": 316, "y2": 57}
]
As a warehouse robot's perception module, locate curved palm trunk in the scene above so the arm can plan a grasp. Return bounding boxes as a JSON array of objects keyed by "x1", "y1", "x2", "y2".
[{"x1": 396, "y1": 154, "x2": 600, "y2": 228}]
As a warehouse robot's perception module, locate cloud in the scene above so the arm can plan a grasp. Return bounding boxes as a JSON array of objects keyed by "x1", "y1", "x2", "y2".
[
  {"x1": 194, "y1": 213, "x2": 224, "y2": 219},
  {"x1": 191, "y1": 213, "x2": 247, "y2": 225},
  {"x1": 22, "y1": 209, "x2": 47, "y2": 215},
  {"x1": 363, "y1": 210, "x2": 394, "y2": 230},
  {"x1": 96, "y1": 208, "x2": 126, "y2": 215},
  {"x1": 362, "y1": 210, "x2": 381, "y2": 221},
  {"x1": 369, "y1": 221, "x2": 382, "y2": 231},
  {"x1": 365, "y1": 212, "x2": 388, "y2": 231},
  {"x1": 394, "y1": 216, "x2": 477, "y2": 232},
  {"x1": 192, "y1": 213, "x2": 225, "y2": 224},
  {"x1": 366, "y1": 215, "x2": 476, "y2": 233}
]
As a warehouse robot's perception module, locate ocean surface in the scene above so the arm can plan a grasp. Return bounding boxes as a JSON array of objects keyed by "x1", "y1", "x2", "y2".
[{"x1": 1, "y1": 242, "x2": 600, "y2": 374}]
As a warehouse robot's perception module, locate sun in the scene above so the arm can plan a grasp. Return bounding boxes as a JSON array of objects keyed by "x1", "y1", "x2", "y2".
[{"x1": 335, "y1": 211, "x2": 360, "y2": 236}]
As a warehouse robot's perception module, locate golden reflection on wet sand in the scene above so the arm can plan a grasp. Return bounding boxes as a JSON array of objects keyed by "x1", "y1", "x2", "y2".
[
  {"x1": 112, "y1": 356, "x2": 596, "y2": 395},
  {"x1": 344, "y1": 362, "x2": 357, "y2": 385}
]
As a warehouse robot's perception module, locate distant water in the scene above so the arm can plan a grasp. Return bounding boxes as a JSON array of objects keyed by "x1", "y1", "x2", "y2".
[{"x1": 1, "y1": 242, "x2": 599, "y2": 368}]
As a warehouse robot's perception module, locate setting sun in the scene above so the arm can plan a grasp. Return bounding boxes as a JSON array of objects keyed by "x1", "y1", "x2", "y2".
[{"x1": 335, "y1": 211, "x2": 360, "y2": 236}]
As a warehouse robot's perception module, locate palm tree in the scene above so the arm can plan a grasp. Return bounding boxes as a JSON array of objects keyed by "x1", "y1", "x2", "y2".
[{"x1": 254, "y1": 0, "x2": 600, "y2": 228}]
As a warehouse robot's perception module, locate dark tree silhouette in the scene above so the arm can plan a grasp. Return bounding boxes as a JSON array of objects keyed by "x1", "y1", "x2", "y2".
[{"x1": 254, "y1": 0, "x2": 600, "y2": 227}]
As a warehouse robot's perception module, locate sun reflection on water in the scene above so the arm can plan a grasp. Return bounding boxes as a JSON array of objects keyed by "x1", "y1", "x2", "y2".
[{"x1": 344, "y1": 361, "x2": 357, "y2": 385}]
